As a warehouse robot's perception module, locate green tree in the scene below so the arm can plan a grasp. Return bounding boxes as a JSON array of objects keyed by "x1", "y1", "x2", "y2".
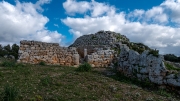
[
  {"x1": 11, "y1": 44, "x2": 19, "y2": 59},
  {"x1": 164, "y1": 54, "x2": 179, "y2": 62},
  {"x1": 3, "y1": 44, "x2": 11, "y2": 55},
  {"x1": 0, "y1": 44, "x2": 3, "y2": 57}
]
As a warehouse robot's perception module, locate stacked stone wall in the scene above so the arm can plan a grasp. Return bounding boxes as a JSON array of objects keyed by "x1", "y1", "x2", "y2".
[
  {"x1": 86, "y1": 49, "x2": 115, "y2": 67},
  {"x1": 18, "y1": 40, "x2": 79, "y2": 66},
  {"x1": 76, "y1": 45, "x2": 110, "y2": 58}
]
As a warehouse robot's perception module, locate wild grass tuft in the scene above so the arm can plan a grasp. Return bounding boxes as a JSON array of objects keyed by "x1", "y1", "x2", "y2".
[
  {"x1": 38, "y1": 61, "x2": 46, "y2": 66},
  {"x1": 40, "y1": 76, "x2": 52, "y2": 86},
  {"x1": 1, "y1": 61, "x2": 16, "y2": 67},
  {"x1": 76, "y1": 62, "x2": 92, "y2": 72},
  {"x1": 0, "y1": 84, "x2": 19, "y2": 101},
  {"x1": 165, "y1": 62, "x2": 180, "y2": 71}
]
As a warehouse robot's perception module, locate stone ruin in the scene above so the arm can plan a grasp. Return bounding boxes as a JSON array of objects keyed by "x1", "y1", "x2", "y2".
[
  {"x1": 85, "y1": 49, "x2": 115, "y2": 67},
  {"x1": 17, "y1": 40, "x2": 79, "y2": 66},
  {"x1": 17, "y1": 31, "x2": 180, "y2": 88}
]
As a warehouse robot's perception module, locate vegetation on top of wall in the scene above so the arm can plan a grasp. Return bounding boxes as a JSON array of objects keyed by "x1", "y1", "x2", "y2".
[
  {"x1": 123, "y1": 42, "x2": 151, "y2": 54},
  {"x1": 111, "y1": 47, "x2": 121, "y2": 55},
  {"x1": 91, "y1": 35, "x2": 97, "y2": 40},
  {"x1": 115, "y1": 34, "x2": 122, "y2": 40},
  {"x1": 148, "y1": 49, "x2": 159, "y2": 57}
]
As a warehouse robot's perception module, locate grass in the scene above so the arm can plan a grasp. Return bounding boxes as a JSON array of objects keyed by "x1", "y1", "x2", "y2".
[
  {"x1": 1, "y1": 60, "x2": 16, "y2": 67},
  {"x1": 0, "y1": 61, "x2": 179, "y2": 100},
  {"x1": 0, "y1": 84, "x2": 19, "y2": 101},
  {"x1": 165, "y1": 62, "x2": 180, "y2": 71}
]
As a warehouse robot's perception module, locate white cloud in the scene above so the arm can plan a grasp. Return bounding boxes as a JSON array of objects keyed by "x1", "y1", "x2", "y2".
[
  {"x1": 144, "y1": 7, "x2": 168, "y2": 23},
  {"x1": 161, "y1": 0, "x2": 180, "y2": 23},
  {"x1": 34, "y1": 0, "x2": 51, "y2": 12},
  {"x1": 63, "y1": 0, "x2": 91, "y2": 15},
  {"x1": 62, "y1": 13, "x2": 126, "y2": 38},
  {"x1": 90, "y1": 0, "x2": 116, "y2": 17},
  {"x1": 62, "y1": 0, "x2": 180, "y2": 55},
  {"x1": 0, "y1": 0, "x2": 63, "y2": 45},
  {"x1": 63, "y1": 0, "x2": 116, "y2": 17}
]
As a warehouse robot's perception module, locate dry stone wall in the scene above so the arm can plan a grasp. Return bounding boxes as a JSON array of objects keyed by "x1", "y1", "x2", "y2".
[
  {"x1": 18, "y1": 40, "x2": 79, "y2": 66},
  {"x1": 85, "y1": 49, "x2": 115, "y2": 67},
  {"x1": 76, "y1": 45, "x2": 110, "y2": 58},
  {"x1": 118, "y1": 44, "x2": 180, "y2": 87}
]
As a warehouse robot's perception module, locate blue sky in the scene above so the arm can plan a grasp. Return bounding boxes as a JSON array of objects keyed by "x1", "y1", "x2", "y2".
[{"x1": 0, "y1": 0, "x2": 180, "y2": 56}]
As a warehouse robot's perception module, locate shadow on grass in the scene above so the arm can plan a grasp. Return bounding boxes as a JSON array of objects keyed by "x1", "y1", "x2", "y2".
[{"x1": 93, "y1": 68, "x2": 180, "y2": 99}]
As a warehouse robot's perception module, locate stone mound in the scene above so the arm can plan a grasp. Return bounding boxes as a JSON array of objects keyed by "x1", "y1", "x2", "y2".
[
  {"x1": 69, "y1": 30, "x2": 129, "y2": 47},
  {"x1": 70, "y1": 30, "x2": 152, "y2": 56}
]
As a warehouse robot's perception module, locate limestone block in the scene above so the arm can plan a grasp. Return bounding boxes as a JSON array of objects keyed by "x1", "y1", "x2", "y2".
[
  {"x1": 19, "y1": 52, "x2": 29, "y2": 61},
  {"x1": 94, "y1": 62, "x2": 99, "y2": 65},
  {"x1": 64, "y1": 63, "x2": 70, "y2": 66},
  {"x1": 73, "y1": 54, "x2": 79, "y2": 65},
  {"x1": 60, "y1": 63, "x2": 64, "y2": 65},
  {"x1": 149, "y1": 75, "x2": 164, "y2": 84},
  {"x1": 166, "y1": 79, "x2": 180, "y2": 87},
  {"x1": 140, "y1": 68, "x2": 148, "y2": 74},
  {"x1": 166, "y1": 74, "x2": 175, "y2": 79},
  {"x1": 31, "y1": 47, "x2": 35, "y2": 50},
  {"x1": 93, "y1": 55, "x2": 99, "y2": 59},
  {"x1": 128, "y1": 50, "x2": 139, "y2": 65},
  {"x1": 18, "y1": 50, "x2": 23, "y2": 54},
  {"x1": 102, "y1": 61, "x2": 107, "y2": 64},
  {"x1": 24, "y1": 45, "x2": 29, "y2": 48},
  {"x1": 20, "y1": 47, "x2": 25, "y2": 50},
  {"x1": 84, "y1": 48, "x2": 87, "y2": 58},
  {"x1": 67, "y1": 59, "x2": 72, "y2": 63}
]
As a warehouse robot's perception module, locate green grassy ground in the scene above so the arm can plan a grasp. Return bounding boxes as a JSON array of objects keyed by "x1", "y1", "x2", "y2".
[{"x1": 0, "y1": 60, "x2": 179, "y2": 100}]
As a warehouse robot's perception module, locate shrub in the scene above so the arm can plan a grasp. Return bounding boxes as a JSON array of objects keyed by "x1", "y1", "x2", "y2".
[
  {"x1": 164, "y1": 54, "x2": 179, "y2": 62},
  {"x1": 148, "y1": 49, "x2": 159, "y2": 57},
  {"x1": 76, "y1": 62, "x2": 92, "y2": 72},
  {"x1": 15, "y1": 63, "x2": 25, "y2": 68},
  {"x1": 0, "y1": 85, "x2": 19, "y2": 101},
  {"x1": 40, "y1": 76, "x2": 52, "y2": 86},
  {"x1": 1, "y1": 61, "x2": 16, "y2": 67},
  {"x1": 91, "y1": 36, "x2": 97, "y2": 40},
  {"x1": 38, "y1": 61, "x2": 46, "y2": 66}
]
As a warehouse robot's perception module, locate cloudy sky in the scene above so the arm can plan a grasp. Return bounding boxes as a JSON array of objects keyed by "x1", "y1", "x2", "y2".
[{"x1": 0, "y1": 0, "x2": 180, "y2": 56}]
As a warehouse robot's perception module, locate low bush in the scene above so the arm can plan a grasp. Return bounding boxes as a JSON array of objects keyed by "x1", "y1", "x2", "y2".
[
  {"x1": 148, "y1": 49, "x2": 159, "y2": 57},
  {"x1": 40, "y1": 76, "x2": 52, "y2": 86},
  {"x1": 164, "y1": 54, "x2": 180, "y2": 62},
  {"x1": 1, "y1": 61, "x2": 16, "y2": 67},
  {"x1": 38, "y1": 61, "x2": 46, "y2": 66},
  {"x1": 76, "y1": 62, "x2": 92, "y2": 72},
  {"x1": 0, "y1": 85, "x2": 19, "y2": 101},
  {"x1": 15, "y1": 63, "x2": 25, "y2": 68}
]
